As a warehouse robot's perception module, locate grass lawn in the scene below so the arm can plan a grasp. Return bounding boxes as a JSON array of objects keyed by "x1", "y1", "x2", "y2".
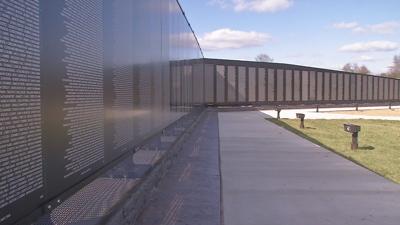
[{"x1": 268, "y1": 118, "x2": 400, "y2": 183}]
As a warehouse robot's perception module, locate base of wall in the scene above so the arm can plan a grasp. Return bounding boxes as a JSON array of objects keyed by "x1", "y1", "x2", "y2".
[
  {"x1": 101, "y1": 109, "x2": 206, "y2": 225},
  {"x1": 31, "y1": 108, "x2": 205, "y2": 225}
]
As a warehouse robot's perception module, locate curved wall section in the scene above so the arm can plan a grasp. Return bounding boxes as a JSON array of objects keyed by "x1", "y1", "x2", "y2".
[{"x1": 201, "y1": 58, "x2": 400, "y2": 106}]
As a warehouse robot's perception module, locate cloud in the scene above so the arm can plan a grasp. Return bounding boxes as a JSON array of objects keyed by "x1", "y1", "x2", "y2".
[
  {"x1": 208, "y1": 0, "x2": 229, "y2": 9},
  {"x1": 333, "y1": 22, "x2": 359, "y2": 29},
  {"x1": 339, "y1": 41, "x2": 399, "y2": 53},
  {"x1": 208, "y1": 0, "x2": 293, "y2": 12},
  {"x1": 233, "y1": 0, "x2": 293, "y2": 12},
  {"x1": 367, "y1": 22, "x2": 400, "y2": 34},
  {"x1": 333, "y1": 21, "x2": 400, "y2": 34},
  {"x1": 358, "y1": 55, "x2": 375, "y2": 62},
  {"x1": 199, "y1": 28, "x2": 270, "y2": 51}
]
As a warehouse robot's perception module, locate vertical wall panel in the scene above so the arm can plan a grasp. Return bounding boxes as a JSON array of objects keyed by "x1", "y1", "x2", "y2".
[
  {"x1": 186, "y1": 65, "x2": 193, "y2": 109},
  {"x1": 344, "y1": 74, "x2": 350, "y2": 100},
  {"x1": 258, "y1": 68, "x2": 266, "y2": 102},
  {"x1": 362, "y1": 76, "x2": 368, "y2": 100},
  {"x1": 268, "y1": 69, "x2": 275, "y2": 101},
  {"x1": 356, "y1": 75, "x2": 362, "y2": 100},
  {"x1": 302, "y1": 71, "x2": 309, "y2": 101},
  {"x1": 227, "y1": 66, "x2": 236, "y2": 102},
  {"x1": 324, "y1": 72, "x2": 330, "y2": 101},
  {"x1": 350, "y1": 75, "x2": 356, "y2": 100},
  {"x1": 374, "y1": 77, "x2": 379, "y2": 100},
  {"x1": 216, "y1": 65, "x2": 225, "y2": 103},
  {"x1": 238, "y1": 66, "x2": 246, "y2": 102},
  {"x1": 177, "y1": 65, "x2": 183, "y2": 110},
  {"x1": 331, "y1": 73, "x2": 337, "y2": 101},
  {"x1": 170, "y1": 66, "x2": 177, "y2": 107},
  {"x1": 395, "y1": 80, "x2": 399, "y2": 100},
  {"x1": 277, "y1": 69, "x2": 284, "y2": 101},
  {"x1": 317, "y1": 72, "x2": 323, "y2": 101},
  {"x1": 375, "y1": 77, "x2": 379, "y2": 100},
  {"x1": 248, "y1": 67, "x2": 256, "y2": 102},
  {"x1": 309, "y1": 71, "x2": 316, "y2": 101},
  {"x1": 204, "y1": 64, "x2": 214, "y2": 103},
  {"x1": 389, "y1": 79, "x2": 394, "y2": 100},
  {"x1": 0, "y1": 1, "x2": 44, "y2": 222},
  {"x1": 379, "y1": 78, "x2": 385, "y2": 100},
  {"x1": 338, "y1": 73, "x2": 343, "y2": 100},
  {"x1": 285, "y1": 70, "x2": 292, "y2": 101},
  {"x1": 294, "y1": 70, "x2": 300, "y2": 101},
  {"x1": 385, "y1": 79, "x2": 390, "y2": 100},
  {"x1": 193, "y1": 63, "x2": 204, "y2": 104},
  {"x1": 368, "y1": 76, "x2": 373, "y2": 100}
]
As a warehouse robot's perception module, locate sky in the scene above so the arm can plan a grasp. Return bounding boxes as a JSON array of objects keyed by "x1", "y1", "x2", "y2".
[{"x1": 179, "y1": 0, "x2": 400, "y2": 74}]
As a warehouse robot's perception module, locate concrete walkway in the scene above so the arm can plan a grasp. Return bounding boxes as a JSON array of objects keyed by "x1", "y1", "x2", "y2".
[
  {"x1": 219, "y1": 111, "x2": 400, "y2": 225},
  {"x1": 138, "y1": 110, "x2": 221, "y2": 225},
  {"x1": 261, "y1": 106, "x2": 400, "y2": 120}
]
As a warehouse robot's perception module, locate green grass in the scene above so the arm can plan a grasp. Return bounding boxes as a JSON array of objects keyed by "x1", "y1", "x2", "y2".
[{"x1": 267, "y1": 118, "x2": 400, "y2": 183}]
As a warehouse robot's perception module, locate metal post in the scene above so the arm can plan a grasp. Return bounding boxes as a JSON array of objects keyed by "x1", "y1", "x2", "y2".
[
  {"x1": 316, "y1": 105, "x2": 319, "y2": 112},
  {"x1": 344, "y1": 123, "x2": 361, "y2": 150},
  {"x1": 297, "y1": 113, "x2": 305, "y2": 129},
  {"x1": 276, "y1": 106, "x2": 281, "y2": 120},
  {"x1": 356, "y1": 104, "x2": 359, "y2": 111},
  {"x1": 389, "y1": 102, "x2": 392, "y2": 110},
  {"x1": 351, "y1": 132, "x2": 358, "y2": 150}
]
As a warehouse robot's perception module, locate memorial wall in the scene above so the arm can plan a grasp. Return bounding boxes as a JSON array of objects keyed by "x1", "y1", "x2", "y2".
[
  {"x1": 1, "y1": 1, "x2": 399, "y2": 224},
  {"x1": 0, "y1": 0, "x2": 203, "y2": 224},
  {"x1": 200, "y1": 58, "x2": 400, "y2": 105}
]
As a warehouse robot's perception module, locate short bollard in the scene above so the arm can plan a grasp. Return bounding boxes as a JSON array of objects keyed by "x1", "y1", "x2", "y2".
[
  {"x1": 355, "y1": 104, "x2": 359, "y2": 111},
  {"x1": 296, "y1": 113, "x2": 305, "y2": 129},
  {"x1": 343, "y1": 124, "x2": 361, "y2": 150},
  {"x1": 275, "y1": 106, "x2": 281, "y2": 120},
  {"x1": 316, "y1": 105, "x2": 319, "y2": 112},
  {"x1": 389, "y1": 102, "x2": 392, "y2": 110}
]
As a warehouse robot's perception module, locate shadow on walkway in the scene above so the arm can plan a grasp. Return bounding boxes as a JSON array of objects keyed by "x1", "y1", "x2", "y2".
[{"x1": 137, "y1": 110, "x2": 221, "y2": 225}]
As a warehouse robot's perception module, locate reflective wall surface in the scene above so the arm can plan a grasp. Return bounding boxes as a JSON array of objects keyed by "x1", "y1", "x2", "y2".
[
  {"x1": 200, "y1": 58, "x2": 400, "y2": 105},
  {"x1": 0, "y1": 0, "x2": 202, "y2": 224}
]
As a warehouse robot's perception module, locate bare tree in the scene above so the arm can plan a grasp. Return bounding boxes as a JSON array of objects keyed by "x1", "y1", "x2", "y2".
[
  {"x1": 255, "y1": 54, "x2": 273, "y2": 62},
  {"x1": 342, "y1": 63, "x2": 354, "y2": 72},
  {"x1": 387, "y1": 54, "x2": 400, "y2": 78},
  {"x1": 359, "y1": 65, "x2": 370, "y2": 74},
  {"x1": 342, "y1": 63, "x2": 370, "y2": 74}
]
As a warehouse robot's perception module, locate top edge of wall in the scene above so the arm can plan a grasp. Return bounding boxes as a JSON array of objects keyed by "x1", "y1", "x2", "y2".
[
  {"x1": 203, "y1": 58, "x2": 399, "y2": 80},
  {"x1": 175, "y1": 0, "x2": 204, "y2": 58}
]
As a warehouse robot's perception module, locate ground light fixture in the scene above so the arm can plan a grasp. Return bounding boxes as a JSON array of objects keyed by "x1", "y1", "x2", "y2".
[
  {"x1": 296, "y1": 113, "x2": 305, "y2": 129},
  {"x1": 343, "y1": 123, "x2": 361, "y2": 150}
]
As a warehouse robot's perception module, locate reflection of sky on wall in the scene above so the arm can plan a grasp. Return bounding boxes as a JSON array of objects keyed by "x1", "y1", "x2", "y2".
[
  {"x1": 112, "y1": 0, "x2": 133, "y2": 67},
  {"x1": 170, "y1": 32, "x2": 200, "y2": 52}
]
